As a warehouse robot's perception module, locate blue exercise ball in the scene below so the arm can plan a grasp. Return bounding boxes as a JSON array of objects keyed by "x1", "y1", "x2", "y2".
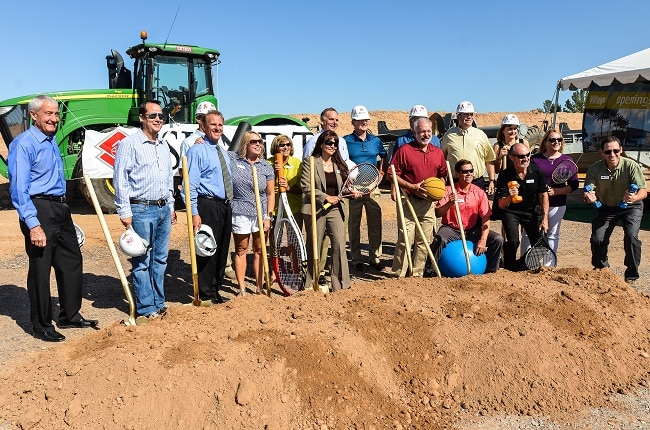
[{"x1": 438, "y1": 240, "x2": 487, "y2": 277}]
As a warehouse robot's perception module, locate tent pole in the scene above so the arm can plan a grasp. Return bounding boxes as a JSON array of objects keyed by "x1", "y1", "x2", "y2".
[{"x1": 551, "y1": 83, "x2": 560, "y2": 129}]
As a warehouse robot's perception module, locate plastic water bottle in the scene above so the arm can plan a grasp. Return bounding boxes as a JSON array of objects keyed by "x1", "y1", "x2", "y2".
[
  {"x1": 584, "y1": 184, "x2": 602, "y2": 208},
  {"x1": 618, "y1": 184, "x2": 640, "y2": 208}
]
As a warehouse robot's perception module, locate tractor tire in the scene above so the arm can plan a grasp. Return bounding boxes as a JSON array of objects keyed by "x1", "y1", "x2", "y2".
[
  {"x1": 75, "y1": 161, "x2": 117, "y2": 214},
  {"x1": 80, "y1": 177, "x2": 117, "y2": 214},
  {"x1": 525, "y1": 125, "x2": 545, "y2": 154}
]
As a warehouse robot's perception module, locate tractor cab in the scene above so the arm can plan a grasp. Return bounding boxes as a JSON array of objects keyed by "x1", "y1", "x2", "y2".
[{"x1": 106, "y1": 31, "x2": 220, "y2": 124}]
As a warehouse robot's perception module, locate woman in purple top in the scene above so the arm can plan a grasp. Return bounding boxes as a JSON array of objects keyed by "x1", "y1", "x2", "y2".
[{"x1": 521, "y1": 129, "x2": 579, "y2": 262}]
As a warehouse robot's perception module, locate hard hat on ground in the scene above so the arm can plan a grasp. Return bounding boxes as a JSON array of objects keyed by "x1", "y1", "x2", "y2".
[
  {"x1": 409, "y1": 105, "x2": 428, "y2": 118},
  {"x1": 351, "y1": 105, "x2": 370, "y2": 121},
  {"x1": 73, "y1": 223, "x2": 85, "y2": 247},
  {"x1": 421, "y1": 177, "x2": 446, "y2": 201},
  {"x1": 119, "y1": 227, "x2": 150, "y2": 257},
  {"x1": 195, "y1": 224, "x2": 217, "y2": 257},
  {"x1": 501, "y1": 114, "x2": 520, "y2": 126},
  {"x1": 456, "y1": 101, "x2": 475, "y2": 114},
  {"x1": 196, "y1": 101, "x2": 217, "y2": 117}
]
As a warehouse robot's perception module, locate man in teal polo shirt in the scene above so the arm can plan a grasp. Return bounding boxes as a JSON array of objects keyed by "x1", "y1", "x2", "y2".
[
  {"x1": 344, "y1": 105, "x2": 387, "y2": 271},
  {"x1": 584, "y1": 136, "x2": 647, "y2": 283}
]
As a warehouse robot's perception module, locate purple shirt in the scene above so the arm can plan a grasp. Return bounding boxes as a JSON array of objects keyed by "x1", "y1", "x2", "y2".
[{"x1": 530, "y1": 153, "x2": 579, "y2": 207}]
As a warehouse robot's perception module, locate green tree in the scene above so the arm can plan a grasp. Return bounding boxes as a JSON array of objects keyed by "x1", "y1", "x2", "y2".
[
  {"x1": 564, "y1": 89, "x2": 587, "y2": 113},
  {"x1": 540, "y1": 99, "x2": 562, "y2": 113}
]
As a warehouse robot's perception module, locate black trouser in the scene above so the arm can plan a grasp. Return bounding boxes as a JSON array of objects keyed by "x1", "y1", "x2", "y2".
[
  {"x1": 196, "y1": 197, "x2": 232, "y2": 301},
  {"x1": 20, "y1": 199, "x2": 83, "y2": 333},
  {"x1": 432, "y1": 224, "x2": 504, "y2": 273},
  {"x1": 590, "y1": 204, "x2": 643, "y2": 280},
  {"x1": 501, "y1": 210, "x2": 541, "y2": 271}
]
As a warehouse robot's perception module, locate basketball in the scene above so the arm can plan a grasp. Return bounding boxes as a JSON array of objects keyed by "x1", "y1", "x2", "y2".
[
  {"x1": 438, "y1": 240, "x2": 487, "y2": 277},
  {"x1": 421, "y1": 177, "x2": 446, "y2": 201}
]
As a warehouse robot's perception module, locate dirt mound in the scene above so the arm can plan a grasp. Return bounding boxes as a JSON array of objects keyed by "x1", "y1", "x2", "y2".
[{"x1": 1, "y1": 266, "x2": 648, "y2": 429}]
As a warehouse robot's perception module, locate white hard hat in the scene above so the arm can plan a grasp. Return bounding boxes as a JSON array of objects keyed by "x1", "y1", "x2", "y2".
[
  {"x1": 351, "y1": 105, "x2": 370, "y2": 121},
  {"x1": 409, "y1": 105, "x2": 428, "y2": 118},
  {"x1": 119, "y1": 227, "x2": 150, "y2": 257},
  {"x1": 501, "y1": 114, "x2": 520, "y2": 126},
  {"x1": 73, "y1": 223, "x2": 85, "y2": 247},
  {"x1": 195, "y1": 224, "x2": 217, "y2": 257},
  {"x1": 196, "y1": 101, "x2": 216, "y2": 117},
  {"x1": 456, "y1": 101, "x2": 475, "y2": 114}
]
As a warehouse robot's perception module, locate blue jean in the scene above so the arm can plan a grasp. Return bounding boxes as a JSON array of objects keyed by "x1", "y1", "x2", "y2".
[{"x1": 130, "y1": 203, "x2": 171, "y2": 316}]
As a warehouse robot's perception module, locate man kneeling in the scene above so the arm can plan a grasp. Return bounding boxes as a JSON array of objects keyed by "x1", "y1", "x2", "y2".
[{"x1": 432, "y1": 159, "x2": 503, "y2": 274}]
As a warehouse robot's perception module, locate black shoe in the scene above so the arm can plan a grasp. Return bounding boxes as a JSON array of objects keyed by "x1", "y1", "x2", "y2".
[
  {"x1": 371, "y1": 261, "x2": 383, "y2": 271},
  {"x1": 58, "y1": 317, "x2": 99, "y2": 329},
  {"x1": 33, "y1": 330, "x2": 65, "y2": 342},
  {"x1": 158, "y1": 306, "x2": 168, "y2": 315},
  {"x1": 318, "y1": 275, "x2": 328, "y2": 285},
  {"x1": 212, "y1": 293, "x2": 225, "y2": 304},
  {"x1": 353, "y1": 262, "x2": 364, "y2": 271}
]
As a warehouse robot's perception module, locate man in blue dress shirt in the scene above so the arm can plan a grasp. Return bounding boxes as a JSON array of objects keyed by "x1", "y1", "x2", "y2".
[
  {"x1": 113, "y1": 100, "x2": 177, "y2": 319},
  {"x1": 185, "y1": 110, "x2": 233, "y2": 304},
  {"x1": 8, "y1": 95, "x2": 98, "y2": 342}
]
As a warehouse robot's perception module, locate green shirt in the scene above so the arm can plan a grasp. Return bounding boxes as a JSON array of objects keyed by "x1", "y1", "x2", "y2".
[{"x1": 585, "y1": 157, "x2": 647, "y2": 207}]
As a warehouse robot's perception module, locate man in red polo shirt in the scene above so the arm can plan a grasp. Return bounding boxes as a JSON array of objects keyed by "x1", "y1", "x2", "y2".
[
  {"x1": 388, "y1": 117, "x2": 447, "y2": 277},
  {"x1": 433, "y1": 159, "x2": 503, "y2": 273}
]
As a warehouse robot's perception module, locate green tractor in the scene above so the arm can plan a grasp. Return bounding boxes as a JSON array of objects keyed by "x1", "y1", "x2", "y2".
[{"x1": 0, "y1": 31, "x2": 309, "y2": 213}]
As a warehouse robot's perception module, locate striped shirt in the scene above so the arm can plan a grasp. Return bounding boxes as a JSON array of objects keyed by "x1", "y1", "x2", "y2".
[
  {"x1": 228, "y1": 152, "x2": 274, "y2": 217},
  {"x1": 113, "y1": 129, "x2": 174, "y2": 219}
]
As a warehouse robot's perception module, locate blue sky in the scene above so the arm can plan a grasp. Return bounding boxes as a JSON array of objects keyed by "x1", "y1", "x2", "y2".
[{"x1": 0, "y1": 0, "x2": 647, "y2": 118}]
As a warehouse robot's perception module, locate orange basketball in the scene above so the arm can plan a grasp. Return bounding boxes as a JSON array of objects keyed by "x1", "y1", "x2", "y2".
[{"x1": 421, "y1": 177, "x2": 446, "y2": 201}]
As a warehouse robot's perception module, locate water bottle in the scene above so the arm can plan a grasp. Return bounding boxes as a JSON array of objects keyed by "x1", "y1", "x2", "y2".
[
  {"x1": 584, "y1": 184, "x2": 602, "y2": 208},
  {"x1": 618, "y1": 184, "x2": 640, "y2": 209}
]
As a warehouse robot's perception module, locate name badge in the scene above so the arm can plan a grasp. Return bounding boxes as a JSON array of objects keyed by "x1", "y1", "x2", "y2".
[
  {"x1": 526, "y1": 179, "x2": 534, "y2": 184},
  {"x1": 600, "y1": 175, "x2": 610, "y2": 180},
  {"x1": 457, "y1": 198, "x2": 465, "y2": 203}
]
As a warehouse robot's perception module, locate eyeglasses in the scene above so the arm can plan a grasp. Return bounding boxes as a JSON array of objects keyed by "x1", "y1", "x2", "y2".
[
  {"x1": 248, "y1": 139, "x2": 263, "y2": 145},
  {"x1": 603, "y1": 149, "x2": 621, "y2": 155},
  {"x1": 277, "y1": 143, "x2": 292, "y2": 148},
  {"x1": 323, "y1": 140, "x2": 338, "y2": 147},
  {"x1": 548, "y1": 137, "x2": 564, "y2": 143},
  {"x1": 514, "y1": 153, "x2": 531, "y2": 159},
  {"x1": 459, "y1": 169, "x2": 474, "y2": 174},
  {"x1": 144, "y1": 113, "x2": 164, "y2": 120}
]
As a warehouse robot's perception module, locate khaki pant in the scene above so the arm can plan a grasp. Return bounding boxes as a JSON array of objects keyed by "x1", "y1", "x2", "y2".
[
  {"x1": 392, "y1": 196, "x2": 436, "y2": 277},
  {"x1": 348, "y1": 188, "x2": 382, "y2": 265}
]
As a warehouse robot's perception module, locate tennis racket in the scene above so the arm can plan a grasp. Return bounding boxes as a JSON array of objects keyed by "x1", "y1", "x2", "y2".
[
  {"x1": 550, "y1": 158, "x2": 578, "y2": 185},
  {"x1": 271, "y1": 154, "x2": 308, "y2": 296},
  {"x1": 322, "y1": 162, "x2": 381, "y2": 210},
  {"x1": 522, "y1": 232, "x2": 557, "y2": 270}
]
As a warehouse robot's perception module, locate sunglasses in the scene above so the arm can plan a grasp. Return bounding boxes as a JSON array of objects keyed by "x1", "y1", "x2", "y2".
[
  {"x1": 603, "y1": 149, "x2": 621, "y2": 155},
  {"x1": 277, "y1": 143, "x2": 292, "y2": 148},
  {"x1": 248, "y1": 139, "x2": 263, "y2": 145},
  {"x1": 144, "y1": 113, "x2": 164, "y2": 120},
  {"x1": 324, "y1": 140, "x2": 338, "y2": 147},
  {"x1": 548, "y1": 137, "x2": 564, "y2": 143},
  {"x1": 513, "y1": 152, "x2": 531, "y2": 159},
  {"x1": 459, "y1": 169, "x2": 474, "y2": 174}
]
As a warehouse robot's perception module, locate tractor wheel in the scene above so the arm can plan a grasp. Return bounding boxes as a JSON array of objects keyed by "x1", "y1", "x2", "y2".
[
  {"x1": 76, "y1": 161, "x2": 117, "y2": 214},
  {"x1": 526, "y1": 125, "x2": 545, "y2": 154}
]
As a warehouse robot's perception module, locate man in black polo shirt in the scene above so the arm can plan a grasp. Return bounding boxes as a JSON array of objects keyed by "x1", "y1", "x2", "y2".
[{"x1": 493, "y1": 142, "x2": 549, "y2": 270}]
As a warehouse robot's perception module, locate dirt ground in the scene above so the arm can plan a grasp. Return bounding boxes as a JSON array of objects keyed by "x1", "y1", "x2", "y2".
[{"x1": 1, "y1": 111, "x2": 649, "y2": 430}]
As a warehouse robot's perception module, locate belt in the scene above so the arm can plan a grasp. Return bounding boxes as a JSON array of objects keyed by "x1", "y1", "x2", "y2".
[
  {"x1": 31, "y1": 194, "x2": 66, "y2": 203},
  {"x1": 198, "y1": 195, "x2": 230, "y2": 204},
  {"x1": 129, "y1": 198, "x2": 167, "y2": 207}
]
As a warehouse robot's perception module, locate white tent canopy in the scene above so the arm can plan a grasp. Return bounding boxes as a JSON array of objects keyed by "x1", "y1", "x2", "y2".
[{"x1": 559, "y1": 48, "x2": 650, "y2": 91}]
